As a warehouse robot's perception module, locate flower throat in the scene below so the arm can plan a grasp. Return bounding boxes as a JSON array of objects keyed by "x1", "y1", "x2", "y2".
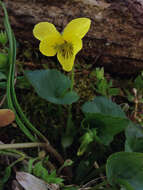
[{"x1": 56, "y1": 41, "x2": 74, "y2": 59}]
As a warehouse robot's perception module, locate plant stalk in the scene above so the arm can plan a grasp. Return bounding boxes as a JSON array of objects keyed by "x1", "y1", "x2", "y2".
[
  {"x1": 0, "y1": 142, "x2": 46, "y2": 150},
  {"x1": 66, "y1": 67, "x2": 74, "y2": 135}
]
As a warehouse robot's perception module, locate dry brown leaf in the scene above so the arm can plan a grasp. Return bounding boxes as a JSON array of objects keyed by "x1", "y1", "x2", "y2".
[
  {"x1": 12, "y1": 180, "x2": 23, "y2": 190},
  {"x1": 16, "y1": 172, "x2": 49, "y2": 190},
  {"x1": 0, "y1": 109, "x2": 15, "y2": 127},
  {"x1": 16, "y1": 172, "x2": 60, "y2": 190}
]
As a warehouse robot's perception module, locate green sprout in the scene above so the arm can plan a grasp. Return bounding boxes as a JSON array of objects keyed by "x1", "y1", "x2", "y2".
[{"x1": 0, "y1": 30, "x2": 8, "y2": 46}]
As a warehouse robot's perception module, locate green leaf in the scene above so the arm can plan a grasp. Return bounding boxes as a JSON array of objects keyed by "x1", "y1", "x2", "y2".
[
  {"x1": 108, "y1": 88, "x2": 120, "y2": 97},
  {"x1": 106, "y1": 152, "x2": 143, "y2": 190},
  {"x1": 25, "y1": 69, "x2": 79, "y2": 105},
  {"x1": 46, "y1": 170, "x2": 63, "y2": 184},
  {"x1": 82, "y1": 96, "x2": 126, "y2": 117},
  {"x1": 96, "y1": 79, "x2": 108, "y2": 96},
  {"x1": 125, "y1": 122, "x2": 143, "y2": 152},
  {"x1": 33, "y1": 161, "x2": 63, "y2": 184},
  {"x1": 95, "y1": 67, "x2": 104, "y2": 80},
  {"x1": 0, "y1": 72, "x2": 6, "y2": 80},
  {"x1": 28, "y1": 158, "x2": 38, "y2": 173},
  {"x1": 134, "y1": 75, "x2": 143, "y2": 90},
  {"x1": 33, "y1": 161, "x2": 49, "y2": 180},
  {"x1": 82, "y1": 96, "x2": 129, "y2": 145},
  {"x1": 2, "y1": 166, "x2": 11, "y2": 183},
  {"x1": 0, "y1": 30, "x2": 8, "y2": 46},
  {"x1": 0, "y1": 52, "x2": 8, "y2": 69},
  {"x1": 77, "y1": 128, "x2": 97, "y2": 156}
]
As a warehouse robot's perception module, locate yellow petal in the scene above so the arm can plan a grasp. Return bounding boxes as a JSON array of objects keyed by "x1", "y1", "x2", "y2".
[
  {"x1": 64, "y1": 36, "x2": 83, "y2": 55},
  {"x1": 57, "y1": 52, "x2": 75, "y2": 72},
  {"x1": 40, "y1": 34, "x2": 63, "y2": 56},
  {"x1": 33, "y1": 22, "x2": 60, "y2": 41},
  {"x1": 63, "y1": 18, "x2": 91, "y2": 39}
]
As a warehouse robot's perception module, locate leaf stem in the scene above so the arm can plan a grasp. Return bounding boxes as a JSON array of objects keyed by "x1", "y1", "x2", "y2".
[
  {"x1": 70, "y1": 67, "x2": 74, "y2": 91},
  {"x1": 66, "y1": 67, "x2": 74, "y2": 135}
]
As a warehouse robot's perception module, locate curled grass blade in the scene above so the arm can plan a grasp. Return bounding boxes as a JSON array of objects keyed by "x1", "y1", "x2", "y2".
[
  {"x1": 0, "y1": 1, "x2": 37, "y2": 141},
  {"x1": 0, "y1": 2, "x2": 66, "y2": 168}
]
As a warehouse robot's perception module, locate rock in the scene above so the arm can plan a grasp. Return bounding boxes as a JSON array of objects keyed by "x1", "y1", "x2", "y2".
[{"x1": 2, "y1": 0, "x2": 143, "y2": 74}]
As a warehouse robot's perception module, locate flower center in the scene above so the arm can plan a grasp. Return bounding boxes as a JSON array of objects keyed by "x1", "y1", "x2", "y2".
[{"x1": 55, "y1": 41, "x2": 74, "y2": 59}]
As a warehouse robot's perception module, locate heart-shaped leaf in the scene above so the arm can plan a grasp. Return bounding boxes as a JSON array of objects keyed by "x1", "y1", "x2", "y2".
[
  {"x1": 125, "y1": 122, "x2": 143, "y2": 152},
  {"x1": 25, "y1": 69, "x2": 79, "y2": 105},
  {"x1": 106, "y1": 152, "x2": 143, "y2": 190},
  {"x1": 82, "y1": 96, "x2": 129, "y2": 145},
  {"x1": 82, "y1": 96, "x2": 126, "y2": 117},
  {"x1": 0, "y1": 109, "x2": 15, "y2": 127}
]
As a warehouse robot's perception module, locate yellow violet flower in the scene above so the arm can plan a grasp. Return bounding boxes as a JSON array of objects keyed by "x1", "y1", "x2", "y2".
[{"x1": 33, "y1": 18, "x2": 91, "y2": 72}]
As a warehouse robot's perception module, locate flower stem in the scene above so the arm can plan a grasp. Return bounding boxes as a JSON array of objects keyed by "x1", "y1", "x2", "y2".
[
  {"x1": 66, "y1": 67, "x2": 74, "y2": 135},
  {"x1": 70, "y1": 67, "x2": 74, "y2": 91}
]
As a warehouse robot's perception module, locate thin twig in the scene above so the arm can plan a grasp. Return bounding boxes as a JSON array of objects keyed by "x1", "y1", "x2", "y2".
[
  {"x1": 81, "y1": 177, "x2": 106, "y2": 189},
  {"x1": 94, "y1": 161, "x2": 105, "y2": 182},
  {"x1": 0, "y1": 142, "x2": 46, "y2": 149}
]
